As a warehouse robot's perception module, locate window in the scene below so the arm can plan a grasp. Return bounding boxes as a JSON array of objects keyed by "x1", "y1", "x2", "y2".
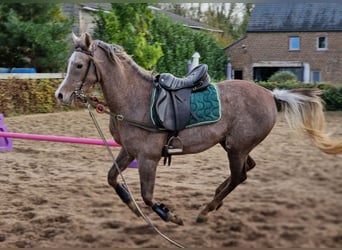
[
  {"x1": 234, "y1": 70, "x2": 243, "y2": 80},
  {"x1": 289, "y1": 36, "x2": 300, "y2": 50},
  {"x1": 312, "y1": 71, "x2": 321, "y2": 82},
  {"x1": 317, "y1": 36, "x2": 328, "y2": 50}
]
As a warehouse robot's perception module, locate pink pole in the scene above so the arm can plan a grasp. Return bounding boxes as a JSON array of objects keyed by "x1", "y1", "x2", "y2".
[{"x1": 0, "y1": 131, "x2": 120, "y2": 147}]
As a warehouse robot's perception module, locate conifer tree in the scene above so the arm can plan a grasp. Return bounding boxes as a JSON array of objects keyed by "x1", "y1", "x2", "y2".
[{"x1": 0, "y1": 3, "x2": 71, "y2": 72}]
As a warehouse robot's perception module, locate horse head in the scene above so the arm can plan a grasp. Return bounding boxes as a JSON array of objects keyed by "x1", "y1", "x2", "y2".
[{"x1": 55, "y1": 33, "x2": 99, "y2": 105}]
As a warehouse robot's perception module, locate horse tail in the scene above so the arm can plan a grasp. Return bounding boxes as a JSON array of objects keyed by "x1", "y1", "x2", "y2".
[{"x1": 272, "y1": 88, "x2": 342, "y2": 155}]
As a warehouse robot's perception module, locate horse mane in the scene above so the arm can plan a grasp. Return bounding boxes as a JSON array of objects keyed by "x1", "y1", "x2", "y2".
[{"x1": 91, "y1": 40, "x2": 154, "y2": 82}]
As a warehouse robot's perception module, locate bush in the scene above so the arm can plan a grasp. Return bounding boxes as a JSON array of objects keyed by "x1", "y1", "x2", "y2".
[
  {"x1": 0, "y1": 78, "x2": 76, "y2": 116},
  {"x1": 268, "y1": 71, "x2": 297, "y2": 83},
  {"x1": 257, "y1": 81, "x2": 342, "y2": 111}
]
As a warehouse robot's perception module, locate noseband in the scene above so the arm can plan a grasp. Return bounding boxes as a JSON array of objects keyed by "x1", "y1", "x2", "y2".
[{"x1": 73, "y1": 47, "x2": 100, "y2": 101}]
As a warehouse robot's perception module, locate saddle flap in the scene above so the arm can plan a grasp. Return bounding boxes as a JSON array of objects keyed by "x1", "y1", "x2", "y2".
[
  {"x1": 153, "y1": 88, "x2": 192, "y2": 131},
  {"x1": 154, "y1": 88, "x2": 175, "y2": 130}
]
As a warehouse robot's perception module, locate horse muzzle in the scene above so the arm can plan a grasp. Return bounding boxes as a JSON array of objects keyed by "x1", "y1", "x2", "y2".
[{"x1": 55, "y1": 88, "x2": 75, "y2": 105}]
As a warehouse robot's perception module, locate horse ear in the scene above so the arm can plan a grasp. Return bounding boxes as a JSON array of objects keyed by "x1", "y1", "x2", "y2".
[
  {"x1": 72, "y1": 32, "x2": 79, "y2": 45},
  {"x1": 82, "y1": 32, "x2": 92, "y2": 50}
]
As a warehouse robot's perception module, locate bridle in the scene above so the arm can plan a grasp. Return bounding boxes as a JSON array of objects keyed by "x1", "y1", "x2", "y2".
[{"x1": 73, "y1": 47, "x2": 100, "y2": 101}]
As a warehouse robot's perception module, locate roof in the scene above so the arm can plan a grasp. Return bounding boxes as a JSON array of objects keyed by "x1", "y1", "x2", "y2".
[
  {"x1": 247, "y1": 3, "x2": 342, "y2": 32},
  {"x1": 80, "y1": 3, "x2": 111, "y2": 12},
  {"x1": 78, "y1": 4, "x2": 222, "y2": 33},
  {"x1": 149, "y1": 6, "x2": 223, "y2": 33}
]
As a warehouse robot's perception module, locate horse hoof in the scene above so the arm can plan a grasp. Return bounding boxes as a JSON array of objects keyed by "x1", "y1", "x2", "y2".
[
  {"x1": 170, "y1": 214, "x2": 184, "y2": 226},
  {"x1": 216, "y1": 201, "x2": 223, "y2": 211},
  {"x1": 196, "y1": 214, "x2": 208, "y2": 223},
  {"x1": 127, "y1": 201, "x2": 141, "y2": 217}
]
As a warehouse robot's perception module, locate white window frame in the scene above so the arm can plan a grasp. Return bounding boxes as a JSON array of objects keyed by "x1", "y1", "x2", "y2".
[
  {"x1": 317, "y1": 36, "x2": 328, "y2": 51},
  {"x1": 289, "y1": 36, "x2": 300, "y2": 51}
]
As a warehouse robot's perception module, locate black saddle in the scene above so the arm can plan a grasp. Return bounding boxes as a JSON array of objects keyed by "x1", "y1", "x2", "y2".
[
  {"x1": 153, "y1": 64, "x2": 211, "y2": 132},
  {"x1": 157, "y1": 64, "x2": 210, "y2": 91}
]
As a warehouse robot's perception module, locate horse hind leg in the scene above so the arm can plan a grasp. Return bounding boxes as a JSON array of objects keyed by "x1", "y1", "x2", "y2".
[
  {"x1": 107, "y1": 148, "x2": 140, "y2": 216},
  {"x1": 215, "y1": 155, "x2": 256, "y2": 196},
  {"x1": 196, "y1": 152, "x2": 250, "y2": 223},
  {"x1": 214, "y1": 154, "x2": 256, "y2": 211}
]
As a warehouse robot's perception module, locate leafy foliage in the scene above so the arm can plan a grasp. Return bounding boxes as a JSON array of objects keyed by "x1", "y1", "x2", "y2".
[
  {"x1": 0, "y1": 3, "x2": 72, "y2": 72},
  {"x1": 268, "y1": 71, "x2": 297, "y2": 83},
  {"x1": 0, "y1": 79, "x2": 76, "y2": 116},
  {"x1": 94, "y1": 4, "x2": 227, "y2": 79},
  {"x1": 155, "y1": 3, "x2": 253, "y2": 47},
  {"x1": 93, "y1": 3, "x2": 163, "y2": 69},
  {"x1": 150, "y1": 14, "x2": 228, "y2": 79}
]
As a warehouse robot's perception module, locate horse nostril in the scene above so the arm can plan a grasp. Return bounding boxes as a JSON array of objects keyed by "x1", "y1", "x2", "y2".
[{"x1": 57, "y1": 93, "x2": 63, "y2": 100}]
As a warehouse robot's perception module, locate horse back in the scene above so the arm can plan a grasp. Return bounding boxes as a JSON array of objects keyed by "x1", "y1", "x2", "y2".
[{"x1": 217, "y1": 80, "x2": 276, "y2": 116}]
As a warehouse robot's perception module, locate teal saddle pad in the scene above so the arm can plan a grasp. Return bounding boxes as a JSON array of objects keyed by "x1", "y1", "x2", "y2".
[{"x1": 151, "y1": 83, "x2": 221, "y2": 129}]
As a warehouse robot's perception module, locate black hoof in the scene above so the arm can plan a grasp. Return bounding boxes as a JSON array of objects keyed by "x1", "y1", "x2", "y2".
[
  {"x1": 196, "y1": 215, "x2": 208, "y2": 223},
  {"x1": 152, "y1": 203, "x2": 171, "y2": 222}
]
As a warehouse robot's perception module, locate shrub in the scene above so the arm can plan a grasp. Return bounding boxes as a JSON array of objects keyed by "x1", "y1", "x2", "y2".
[
  {"x1": 268, "y1": 71, "x2": 297, "y2": 83},
  {"x1": 0, "y1": 78, "x2": 76, "y2": 116}
]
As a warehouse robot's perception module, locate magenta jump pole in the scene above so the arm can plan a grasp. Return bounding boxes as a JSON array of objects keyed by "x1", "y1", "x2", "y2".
[
  {"x1": 0, "y1": 114, "x2": 138, "y2": 168},
  {"x1": 0, "y1": 131, "x2": 120, "y2": 147},
  {"x1": 0, "y1": 131, "x2": 139, "y2": 168}
]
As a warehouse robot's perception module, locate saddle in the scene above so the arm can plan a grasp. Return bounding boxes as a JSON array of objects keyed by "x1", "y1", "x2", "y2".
[
  {"x1": 153, "y1": 64, "x2": 210, "y2": 132},
  {"x1": 157, "y1": 64, "x2": 210, "y2": 91}
]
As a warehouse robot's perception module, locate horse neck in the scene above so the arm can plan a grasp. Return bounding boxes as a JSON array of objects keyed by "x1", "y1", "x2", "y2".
[{"x1": 99, "y1": 59, "x2": 154, "y2": 119}]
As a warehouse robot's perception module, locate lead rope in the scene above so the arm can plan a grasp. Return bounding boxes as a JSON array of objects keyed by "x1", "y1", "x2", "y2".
[{"x1": 85, "y1": 103, "x2": 186, "y2": 248}]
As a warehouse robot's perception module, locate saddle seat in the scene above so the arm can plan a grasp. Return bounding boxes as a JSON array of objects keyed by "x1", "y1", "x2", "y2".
[{"x1": 157, "y1": 64, "x2": 210, "y2": 91}]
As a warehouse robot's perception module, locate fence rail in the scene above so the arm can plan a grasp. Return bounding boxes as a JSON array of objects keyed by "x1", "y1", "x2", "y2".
[{"x1": 0, "y1": 73, "x2": 65, "y2": 79}]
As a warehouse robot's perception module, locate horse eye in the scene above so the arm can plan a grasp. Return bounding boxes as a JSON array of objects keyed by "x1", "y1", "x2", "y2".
[{"x1": 76, "y1": 64, "x2": 83, "y2": 69}]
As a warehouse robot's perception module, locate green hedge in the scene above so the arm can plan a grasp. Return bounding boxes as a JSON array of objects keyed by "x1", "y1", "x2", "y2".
[
  {"x1": 0, "y1": 78, "x2": 75, "y2": 117},
  {"x1": 257, "y1": 80, "x2": 342, "y2": 111},
  {"x1": 0, "y1": 78, "x2": 341, "y2": 117}
]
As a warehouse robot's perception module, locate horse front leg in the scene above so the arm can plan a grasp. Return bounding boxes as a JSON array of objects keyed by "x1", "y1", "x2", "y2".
[
  {"x1": 138, "y1": 158, "x2": 184, "y2": 225},
  {"x1": 107, "y1": 148, "x2": 140, "y2": 216}
]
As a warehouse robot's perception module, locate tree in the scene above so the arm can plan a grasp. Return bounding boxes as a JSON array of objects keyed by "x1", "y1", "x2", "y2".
[
  {"x1": 93, "y1": 3, "x2": 227, "y2": 79},
  {"x1": 151, "y1": 14, "x2": 227, "y2": 80},
  {"x1": 0, "y1": 3, "x2": 72, "y2": 72},
  {"x1": 93, "y1": 3, "x2": 163, "y2": 69},
  {"x1": 156, "y1": 3, "x2": 253, "y2": 47}
]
